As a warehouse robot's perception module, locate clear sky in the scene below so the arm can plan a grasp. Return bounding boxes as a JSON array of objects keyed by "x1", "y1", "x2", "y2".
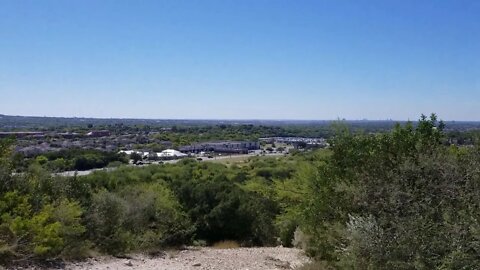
[{"x1": 1, "y1": 0, "x2": 479, "y2": 120}]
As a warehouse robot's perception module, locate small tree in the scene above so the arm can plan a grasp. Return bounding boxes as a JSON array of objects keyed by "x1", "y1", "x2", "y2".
[{"x1": 130, "y1": 152, "x2": 142, "y2": 164}]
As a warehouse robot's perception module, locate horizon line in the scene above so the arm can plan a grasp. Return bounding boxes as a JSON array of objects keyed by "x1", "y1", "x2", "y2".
[{"x1": 1, "y1": 113, "x2": 479, "y2": 123}]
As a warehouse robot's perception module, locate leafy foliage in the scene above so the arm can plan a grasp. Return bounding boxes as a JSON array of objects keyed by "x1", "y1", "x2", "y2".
[
  {"x1": 0, "y1": 138, "x2": 303, "y2": 264},
  {"x1": 2, "y1": 114, "x2": 479, "y2": 269},
  {"x1": 293, "y1": 114, "x2": 480, "y2": 269}
]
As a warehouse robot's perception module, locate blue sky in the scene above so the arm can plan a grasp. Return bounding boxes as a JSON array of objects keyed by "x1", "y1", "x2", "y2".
[{"x1": 1, "y1": 0, "x2": 479, "y2": 120}]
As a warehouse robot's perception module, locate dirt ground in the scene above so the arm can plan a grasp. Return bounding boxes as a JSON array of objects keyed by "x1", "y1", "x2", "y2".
[{"x1": 62, "y1": 247, "x2": 309, "y2": 270}]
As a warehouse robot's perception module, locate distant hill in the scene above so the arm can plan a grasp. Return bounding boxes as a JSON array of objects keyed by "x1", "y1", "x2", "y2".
[{"x1": 0, "y1": 114, "x2": 479, "y2": 132}]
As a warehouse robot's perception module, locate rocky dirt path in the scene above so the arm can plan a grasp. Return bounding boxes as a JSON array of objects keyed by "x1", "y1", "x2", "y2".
[{"x1": 64, "y1": 247, "x2": 309, "y2": 270}]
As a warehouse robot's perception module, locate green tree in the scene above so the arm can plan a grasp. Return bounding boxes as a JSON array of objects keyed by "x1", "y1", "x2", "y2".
[{"x1": 130, "y1": 152, "x2": 142, "y2": 164}]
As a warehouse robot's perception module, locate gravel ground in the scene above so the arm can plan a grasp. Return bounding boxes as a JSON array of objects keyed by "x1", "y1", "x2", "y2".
[{"x1": 62, "y1": 247, "x2": 309, "y2": 270}]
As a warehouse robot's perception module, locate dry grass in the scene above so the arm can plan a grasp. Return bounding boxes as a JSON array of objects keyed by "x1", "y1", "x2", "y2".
[
  {"x1": 212, "y1": 240, "x2": 240, "y2": 249},
  {"x1": 207, "y1": 155, "x2": 251, "y2": 165}
]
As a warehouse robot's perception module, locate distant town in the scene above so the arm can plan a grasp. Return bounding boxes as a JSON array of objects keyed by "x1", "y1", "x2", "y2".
[
  {"x1": 1, "y1": 129, "x2": 327, "y2": 157},
  {"x1": 0, "y1": 114, "x2": 478, "y2": 174}
]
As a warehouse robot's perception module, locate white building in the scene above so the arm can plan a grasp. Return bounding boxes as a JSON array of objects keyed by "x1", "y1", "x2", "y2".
[
  {"x1": 119, "y1": 150, "x2": 150, "y2": 158},
  {"x1": 157, "y1": 149, "x2": 188, "y2": 159}
]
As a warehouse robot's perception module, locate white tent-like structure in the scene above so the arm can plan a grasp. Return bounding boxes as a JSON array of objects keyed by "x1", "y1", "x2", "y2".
[
  {"x1": 157, "y1": 149, "x2": 188, "y2": 158},
  {"x1": 119, "y1": 150, "x2": 149, "y2": 158}
]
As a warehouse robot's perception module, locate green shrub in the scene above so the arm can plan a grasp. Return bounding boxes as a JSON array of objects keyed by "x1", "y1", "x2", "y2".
[
  {"x1": 296, "y1": 115, "x2": 480, "y2": 269},
  {"x1": 52, "y1": 199, "x2": 89, "y2": 259},
  {"x1": 87, "y1": 191, "x2": 132, "y2": 254}
]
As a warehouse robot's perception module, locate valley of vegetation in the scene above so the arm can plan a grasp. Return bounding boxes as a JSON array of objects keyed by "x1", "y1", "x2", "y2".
[{"x1": 1, "y1": 114, "x2": 480, "y2": 269}]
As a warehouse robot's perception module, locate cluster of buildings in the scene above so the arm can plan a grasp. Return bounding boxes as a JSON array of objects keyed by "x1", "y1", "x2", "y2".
[
  {"x1": 0, "y1": 130, "x2": 111, "y2": 139},
  {"x1": 179, "y1": 141, "x2": 260, "y2": 154},
  {"x1": 0, "y1": 131, "x2": 45, "y2": 138},
  {"x1": 119, "y1": 149, "x2": 188, "y2": 160},
  {"x1": 259, "y1": 137, "x2": 328, "y2": 148},
  {"x1": 9, "y1": 130, "x2": 160, "y2": 156},
  {"x1": 5, "y1": 127, "x2": 324, "y2": 160},
  {"x1": 7, "y1": 128, "x2": 262, "y2": 159},
  {"x1": 119, "y1": 140, "x2": 261, "y2": 162}
]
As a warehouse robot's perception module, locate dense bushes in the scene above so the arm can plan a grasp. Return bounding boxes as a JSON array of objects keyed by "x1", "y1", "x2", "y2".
[
  {"x1": 291, "y1": 115, "x2": 480, "y2": 269},
  {"x1": 0, "y1": 192, "x2": 87, "y2": 261},
  {"x1": 47, "y1": 149, "x2": 128, "y2": 171},
  {"x1": 81, "y1": 159, "x2": 289, "y2": 246},
  {"x1": 1, "y1": 167, "x2": 194, "y2": 261},
  {"x1": 0, "y1": 142, "x2": 299, "y2": 264},
  {"x1": 86, "y1": 184, "x2": 192, "y2": 254},
  {"x1": 17, "y1": 149, "x2": 129, "y2": 173}
]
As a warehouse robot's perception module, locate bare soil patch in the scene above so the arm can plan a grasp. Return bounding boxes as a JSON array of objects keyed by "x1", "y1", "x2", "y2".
[{"x1": 61, "y1": 247, "x2": 309, "y2": 270}]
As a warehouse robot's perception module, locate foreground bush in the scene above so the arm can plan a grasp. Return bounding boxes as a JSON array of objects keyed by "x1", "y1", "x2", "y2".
[
  {"x1": 86, "y1": 184, "x2": 192, "y2": 254},
  {"x1": 0, "y1": 193, "x2": 88, "y2": 261},
  {"x1": 296, "y1": 115, "x2": 480, "y2": 269}
]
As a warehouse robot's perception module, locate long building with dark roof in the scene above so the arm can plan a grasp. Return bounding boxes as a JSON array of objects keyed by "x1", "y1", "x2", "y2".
[{"x1": 179, "y1": 141, "x2": 259, "y2": 154}]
